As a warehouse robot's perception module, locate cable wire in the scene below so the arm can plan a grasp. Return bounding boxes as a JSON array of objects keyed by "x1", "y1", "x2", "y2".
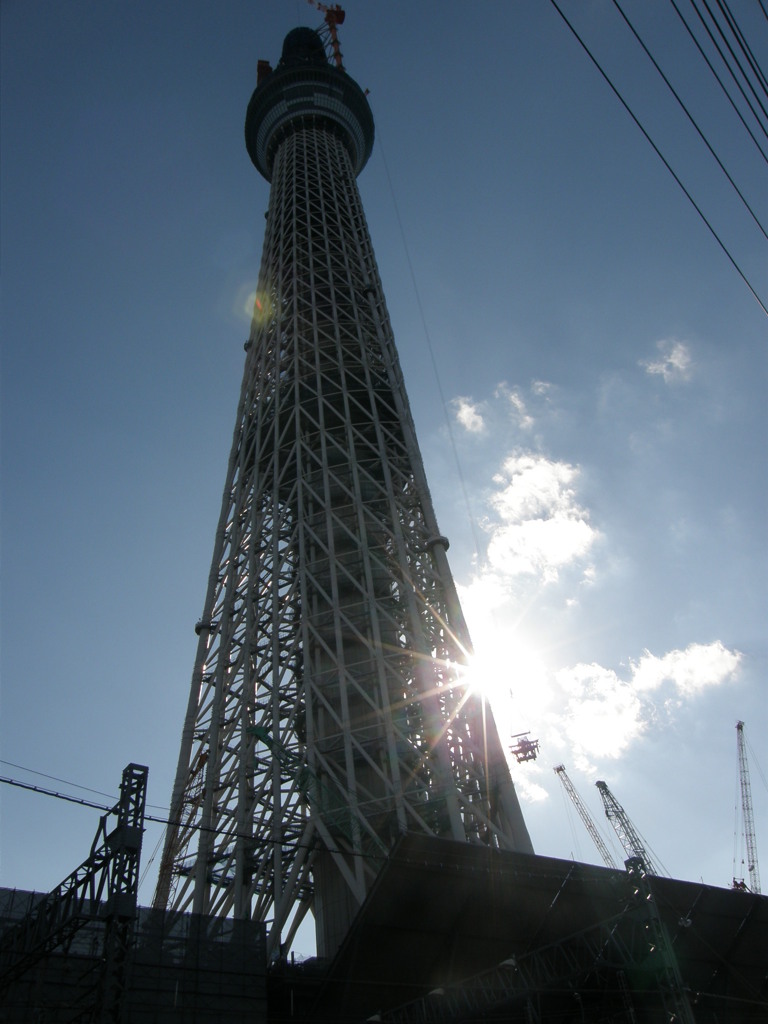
[
  {"x1": 745, "y1": 730, "x2": 768, "y2": 794},
  {"x1": 613, "y1": 0, "x2": 768, "y2": 241},
  {"x1": 687, "y1": 0, "x2": 768, "y2": 141},
  {"x1": 0, "y1": 758, "x2": 168, "y2": 810},
  {"x1": 0, "y1": 758, "x2": 118, "y2": 802},
  {"x1": 549, "y1": 0, "x2": 768, "y2": 318},
  {"x1": 704, "y1": 0, "x2": 768, "y2": 110},
  {"x1": 373, "y1": 121, "x2": 485, "y2": 561},
  {"x1": 0, "y1": 774, "x2": 386, "y2": 867},
  {"x1": 716, "y1": 0, "x2": 768, "y2": 100},
  {"x1": 733, "y1": 747, "x2": 743, "y2": 883},
  {"x1": 1, "y1": 775, "x2": 114, "y2": 813},
  {"x1": 669, "y1": 0, "x2": 768, "y2": 166}
]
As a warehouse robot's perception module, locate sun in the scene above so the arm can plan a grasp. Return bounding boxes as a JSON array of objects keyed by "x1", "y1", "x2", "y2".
[
  {"x1": 464, "y1": 637, "x2": 548, "y2": 702},
  {"x1": 461, "y1": 633, "x2": 549, "y2": 744},
  {"x1": 456, "y1": 574, "x2": 552, "y2": 747}
]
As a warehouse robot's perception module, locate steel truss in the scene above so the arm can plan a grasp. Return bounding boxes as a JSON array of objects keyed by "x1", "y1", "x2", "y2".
[
  {"x1": 554, "y1": 765, "x2": 619, "y2": 870},
  {"x1": 596, "y1": 780, "x2": 661, "y2": 877},
  {"x1": 0, "y1": 763, "x2": 147, "y2": 1021},
  {"x1": 154, "y1": 29, "x2": 532, "y2": 959},
  {"x1": 736, "y1": 720, "x2": 761, "y2": 893}
]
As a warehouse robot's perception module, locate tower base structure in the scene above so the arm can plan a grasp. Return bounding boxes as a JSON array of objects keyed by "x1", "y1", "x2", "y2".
[{"x1": 2, "y1": 839, "x2": 766, "y2": 1022}]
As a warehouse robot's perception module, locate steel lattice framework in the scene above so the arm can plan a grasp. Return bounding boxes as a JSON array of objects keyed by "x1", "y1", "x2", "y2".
[
  {"x1": 736, "y1": 720, "x2": 761, "y2": 893},
  {"x1": 0, "y1": 763, "x2": 147, "y2": 1016},
  {"x1": 154, "y1": 26, "x2": 532, "y2": 959},
  {"x1": 554, "y1": 765, "x2": 618, "y2": 870},
  {"x1": 596, "y1": 780, "x2": 661, "y2": 877}
]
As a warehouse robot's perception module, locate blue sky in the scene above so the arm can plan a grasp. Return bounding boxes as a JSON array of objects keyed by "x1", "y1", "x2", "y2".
[{"x1": 2, "y1": 0, "x2": 766, "y2": 944}]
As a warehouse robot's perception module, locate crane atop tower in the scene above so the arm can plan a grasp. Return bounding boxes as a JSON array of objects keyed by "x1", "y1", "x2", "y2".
[
  {"x1": 596, "y1": 779, "x2": 662, "y2": 876},
  {"x1": 554, "y1": 765, "x2": 619, "y2": 869},
  {"x1": 734, "y1": 720, "x2": 761, "y2": 893},
  {"x1": 307, "y1": 1, "x2": 345, "y2": 68}
]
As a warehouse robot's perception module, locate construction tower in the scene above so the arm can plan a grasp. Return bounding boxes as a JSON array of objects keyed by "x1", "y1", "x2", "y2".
[
  {"x1": 154, "y1": 21, "x2": 532, "y2": 960},
  {"x1": 735, "y1": 720, "x2": 761, "y2": 893}
]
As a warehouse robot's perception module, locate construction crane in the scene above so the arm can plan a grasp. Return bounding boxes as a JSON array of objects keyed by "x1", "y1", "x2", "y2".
[
  {"x1": 307, "y1": 1, "x2": 345, "y2": 68},
  {"x1": 734, "y1": 720, "x2": 761, "y2": 893},
  {"x1": 596, "y1": 779, "x2": 662, "y2": 876},
  {"x1": 554, "y1": 765, "x2": 619, "y2": 869}
]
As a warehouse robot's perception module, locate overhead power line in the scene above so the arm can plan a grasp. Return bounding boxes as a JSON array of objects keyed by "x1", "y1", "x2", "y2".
[
  {"x1": 1, "y1": 775, "x2": 113, "y2": 813},
  {"x1": 687, "y1": 0, "x2": 768, "y2": 141},
  {"x1": 699, "y1": 0, "x2": 768, "y2": 116},
  {"x1": 612, "y1": 0, "x2": 768, "y2": 241},
  {"x1": 0, "y1": 774, "x2": 392, "y2": 869},
  {"x1": 714, "y1": 0, "x2": 768, "y2": 100},
  {"x1": 549, "y1": 0, "x2": 768, "y2": 318},
  {"x1": 670, "y1": 0, "x2": 768, "y2": 166},
  {"x1": 0, "y1": 758, "x2": 170, "y2": 809}
]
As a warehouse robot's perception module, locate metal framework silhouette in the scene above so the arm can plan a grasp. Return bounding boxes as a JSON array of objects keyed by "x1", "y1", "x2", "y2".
[{"x1": 154, "y1": 23, "x2": 532, "y2": 959}]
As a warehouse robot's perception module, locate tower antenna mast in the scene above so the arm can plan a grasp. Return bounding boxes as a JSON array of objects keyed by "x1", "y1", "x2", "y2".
[
  {"x1": 554, "y1": 765, "x2": 618, "y2": 869},
  {"x1": 735, "y1": 720, "x2": 761, "y2": 893}
]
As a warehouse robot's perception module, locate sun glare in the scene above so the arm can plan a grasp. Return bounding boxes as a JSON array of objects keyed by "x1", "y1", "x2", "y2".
[{"x1": 463, "y1": 635, "x2": 549, "y2": 742}]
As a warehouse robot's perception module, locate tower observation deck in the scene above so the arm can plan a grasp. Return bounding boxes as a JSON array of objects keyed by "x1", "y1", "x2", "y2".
[{"x1": 154, "y1": 24, "x2": 533, "y2": 960}]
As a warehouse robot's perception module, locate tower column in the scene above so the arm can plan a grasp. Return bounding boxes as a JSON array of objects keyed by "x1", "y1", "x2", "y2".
[{"x1": 155, "y1": 24, "x2": 532, "y2": 961}]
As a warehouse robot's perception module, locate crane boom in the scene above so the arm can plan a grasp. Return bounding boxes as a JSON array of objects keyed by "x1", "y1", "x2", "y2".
[
  {"x1": 554, "y1": 765, "x2": 619, "y2": 869},
  {"x1": 736, "y1": 720, "x2": 761, "y2": 893},
  {"x1": 596, "y1": 780, "x2": 661, "y2": 875},
  {"x1": 307, "y1": 1, "x2": 345, "y2": 67}
]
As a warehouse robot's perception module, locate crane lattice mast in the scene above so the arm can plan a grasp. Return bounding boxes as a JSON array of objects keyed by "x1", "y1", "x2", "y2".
[
  {"x1": 554, "y1": 765, "x2": 618, "y2": 869},
  {"x1": 596, "y1": 780, "x2": 661, "y2": 876},
  {"x1": 735, "y1": 720, "x2": 761, "y2": 893}
]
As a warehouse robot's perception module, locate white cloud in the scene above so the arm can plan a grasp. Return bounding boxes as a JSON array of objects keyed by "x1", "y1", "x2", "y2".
[
  {"x1": 642, "y1": 339, "x2": 692, "y2": 383},
  {"x1": 495, "y1": 383, "x2": 534, "y2": 429},
  {"x1": 487, "y1": 516, "x2": 596, "y2": 583},
  {"x1": 513, "y1": 774, "x2": 549, "y2": 802},
  {"x1": 501, "y1": 641, "x2": 742, "y2": 776},
  {"x1": 452, "y1": 396, "x2": 485, "y2": 433},
  {"x1": 630, "y1": 641, "x2": 741, "y2": 696},
  {"x1": 485, "y1": 454, "x2": 598, "y2": 583},
  {"x1": 444, "y1": 379, "x2": 743, "y2": 795},
  {"x1": 555, "y1": 663, "x2": 646, "y2": 764},
  {"x1": 491, "y1": 455, "x2": 578, "y2": 520}
]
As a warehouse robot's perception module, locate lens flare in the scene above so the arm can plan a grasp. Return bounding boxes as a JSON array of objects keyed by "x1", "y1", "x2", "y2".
[
  {"x1": 461, "y1": 635, "x2": 548, "y2": 741},
  {"x1": 248, "y1": 289, "x2": 273, "y2": 324},
  {"x1": 232, "y1": 283, "x2": 273, "y2": 325}
]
